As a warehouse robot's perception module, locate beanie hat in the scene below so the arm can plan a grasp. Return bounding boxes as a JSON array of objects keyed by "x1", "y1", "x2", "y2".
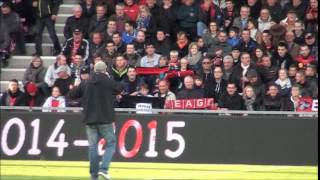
[
  {"x1": 94, "y1": 61, "x2": 107, "y2": 73},
  {"x1": 26, "y1": 82, "x2": 38, "y2": 94}
]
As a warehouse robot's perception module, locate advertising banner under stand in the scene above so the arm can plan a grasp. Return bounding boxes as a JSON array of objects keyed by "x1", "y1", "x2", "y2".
[{"x1": 0, "y1": 111, "x2": 318, "y2": 165}]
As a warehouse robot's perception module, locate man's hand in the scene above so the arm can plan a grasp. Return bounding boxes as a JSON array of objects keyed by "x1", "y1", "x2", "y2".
[{"x1": 51, "y1": 15, "x2": 57, "y2": 21}]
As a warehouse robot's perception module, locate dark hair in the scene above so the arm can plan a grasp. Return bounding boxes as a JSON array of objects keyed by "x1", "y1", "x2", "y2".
[
  {"x1": 112, "y1": 31, "x2": 121, "y2": 37},
  {"x1": 9, "y1": 79, "x2": 19, "y2": 84},
  {"x1": 229, "y1": 26, "x2": 240, "y2": 34},
  {"x1": 277, "y1": 41, "x2": 288, "y2": 49},
  {"x1": 125, "y1": 21, "x2": 136, "y2": 28}
]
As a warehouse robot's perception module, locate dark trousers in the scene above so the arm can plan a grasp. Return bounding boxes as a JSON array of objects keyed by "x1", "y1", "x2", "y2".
[{"x1": 35, "y1": 16, "x2": 61, "y2": 55}]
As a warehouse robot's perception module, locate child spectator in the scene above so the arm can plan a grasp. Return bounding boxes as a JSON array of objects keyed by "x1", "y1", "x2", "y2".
[
  {"x1": 227, "y1": 26, "x2": 240, "y2": 48},
  {"x1": 42, "y1": 86, "x2": 66, "y2": 112}
]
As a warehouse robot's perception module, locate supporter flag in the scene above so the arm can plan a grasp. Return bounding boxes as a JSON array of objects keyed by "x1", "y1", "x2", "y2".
[
  {"x1": 296, "y1": 97, "x2": 314, "y2": 112},
  {"x1": 165, "y1": 98, "x2": 217, "y2": 110}
]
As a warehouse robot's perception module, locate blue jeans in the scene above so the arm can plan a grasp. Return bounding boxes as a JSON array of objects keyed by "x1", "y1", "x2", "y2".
[{"x1": 86, "y1": 124, "x2": 116, "y2": 179}]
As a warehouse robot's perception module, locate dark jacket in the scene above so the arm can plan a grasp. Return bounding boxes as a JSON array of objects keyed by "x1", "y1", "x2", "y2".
[
  {"x1": 297, "y1": 80, "x2": 318, "y2": 98},
  {"x1": 149, "y1": 5, "x2": 169, "y2": 35},
  {"x1": 0, "y1": 21, "x2": 10, "y2": 50},
  {"x1": 230, "y1": 64, "x2": 258, "y2": 92},
  {"x1": 266, "y1": 4, "x2": 284, "y2": 23},
  {"x1": 208, "y1": 41, "x2": 232, "y2": 57},
  {"x1": 68, "y1": 72, "x2": 122, "y2": 125},
  {"x1": 257, "y1": 66, "x2": 279, "y2": 84},
  {"x1": 284, "y1": 2, "x2": 308, "y2": 22},
  {"x1": 0, "y1": 90, "x2": 26, "y2": 106},
  {"x1": 272, "y1": 53, "x2": 294, "y2": 70},
  {"x1": 80, "y1": 1, "x2": 96, "y2": 18},
  {"x1": 62, "y1": 38, "x2": 90, "y2": 64},
  {"x1": 88, "y1": 15, "x2": 108, "y2": 34},
  {"x1": 176, "y1": 3, "x2": 199, "y2": 28},
  {"x1": 196, "y1": 68, "x2": 213, "y2": 87},
  {"x1": 218, "y1": 92, "x2": 244, "y2": 110},
  {"x1": 282, "y1": 96, "x2": 297, "y2": 111},
  {"x1": 171, "y1": 42, "x2": 190, "y2": 58},
  {"x1": 204, "y1": 79, "x2": 227, "y2": 103},
  {"x1": 53, "y1": 76, "x2": 74, "y2": 96},
  {"x1": 237, "y1": 38, "x2": 257, "y2": 54},
  {"x1": 35, "y1": 0, "x2": 62, "y2": 18},
  {"x1": 64, "y1": 16, "x2": 89, "y2": 39},
  {"x1": 261, "y1": 95, "x2": 284, "y2": 111},
  {"x1": 0, "y1": 11, "x2": 20, "y2": 34},
  {"x1": 22, "y1": 63, "x2": 47, "y2": 87},
  {"x1": 153, "y1": 38, "x2": 171, "y2": 56},
  {"x1": 124, "y1": 53, "x2": 141, "y2": 67},
  {"x1": 25, "y1": 93, "x2": 45, "y2": 107},
  {"x1": 121, "y1": 76, "x2": 145, "y2": 95},
  {"x1": 111, "y1": 66, "x2": 129, "y2": 82},
  {"x1": 176, "y1": 88, "x2": 204, "y2": 99}
]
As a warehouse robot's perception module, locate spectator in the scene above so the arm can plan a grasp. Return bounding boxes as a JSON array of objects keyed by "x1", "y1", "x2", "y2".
[
  {"x1": 246, "y1": 0, "x2": 261, "y2": 19},
  {"x1": 209, "y1": 31, "x2": 232, "y2": 57},
  {"x1": 260, "y1": 30, "x2": 275, "y2": 55},
  {"x1": 237, "y1": 28, "x2": 257, "y2": 54},
  {"x1": 248, "y1": 19, "x2": 261, "y2": 42},
  {"x1": 305, "y1": 64, "x2": 318, "y2": 85},
  {"x1": 124, "y1": 43, "x2": 141, "y2": 67},
  {"x1": 176, "y1": 76, "x2": 204, "y2": 99},
  {"x1": 122, "y1": 21, "x2": 137, "y2": 44},
  {"x1": 44, "y1": 55, "x2": 71, "y2": 88},
  {"x1": 245, "y1": 69, "x2": 265, "y2": 100},
  {"x1": 283, "y1": 0, "x2": 307, "y2": 21},
  {"x1": 205, "y1": 66, "x2": 227, "y2": 102},
  {"x1": 171, "y1": 31, "x2": 190, "y2": 58},
  {"x1": 124, "y1": 0, "x2": 139, "y2": 21},
  {"x1": 275, "y1": 69, "x2": 292, "y2": 97},
  {"x1": 176, "y1": 0, "x2": 199, "y2": 40},
  {"x1": 146, "y1": 0, "x2": 169, "y2": 35},
  {"x1": 140, "y1": 43, "x2": 161, "y2": 67},
  {"x1": 282, "y1": 84, "x2": 302, "y2": 111},
  {"x1": 202, "y1": 21, "x2": 218, "y2": 50},
  {"x1": 230, "y1": 52, "x2": 258, "y2": 92},
  {"x1": 154, "y1": 80, "x2": 176, "y2": 101},
  {"x1": 196, "y1": 56, "x2": 213, "y2": 86},
  {"x1": 34, "y1": 0, "x2": 61, "y2": 56},
  {"x1": 227, "y1": 26, "x2": 240, "y2": 48},
  {"x1": 222, "y1": 0, "x2": 239, "y2": 31},
  {"x1": 100, "y1": 41, "x2": 117, "y2": 70},
  {"x1": 243, "y1": 85, "x2": 260, "y2": 111},
  {"x1": 74, "y1": 65, "x2": 91, "y2": 86},
  {"x1": 110, "y1": 3, "x2": 131, "y2": 34},
  {"x1": 218, "y1": 82, "x2": 244, "y2": 110},
  {"x1": 111, "y1": 55, "x2": 129, "y2": 82},
  {"x1": 198, "y1": 0, "x2": 222, "y2": 36},
  {"x1": 261, "y1": 84, "x2": 284, "y2": 111},
  {"x1": 305, "y1": 0, "x2": 318, "y2": 33},
  {"x1": 294, "y1": 70, "x2": 318, "y2": 98},
  {"x1": 24, "y1": 82, "x2": 45, "y2": 107},
  {"x1": 197, "y1": 37, "x2": 208, "y2": 54},
  {"x1": 162, "y1": 0, "x2": 178, "y2": 42},
  {"x1": 103, "y1": 20, "x2": 117, "y2": 42},
  {"x1": 42, "y1": 86, "x2": 66, "y2": 112},
  {"x1": 121, "y1": 66, "x2": 145, "y2": 95},
  {"x1": 288, "y1": 64, "x2": 298, "y2": 82},
  {"x1": 222, "y1": 55, "x2": 234, "y2": 81},
  {"x1": 64, "y1": 5, "x2": 89, "y2": 39},
  {"x1": 88, "y1": 4, "x2": 108, "y2": 34},
  {"x1": 251, "y1": 46, "x2": 266, "y2": 67},
  {"x1": 112, "y1": 32, "x2": 126, "y2": 54},
  {"x1": 22, "y1": 55, "x2": 48, "y2": 96},
  {"x1": 158, "y1": 56, "x2": 169, "y2": 68},
  {"x1": 136, "y1": 5, "x2": 157, "y2": 39},
  {"x1": 232, "y1": 6, "x2": 251, "y2": 31},
  {"x1": 230, "y1": 47, "x2": 241, "y2": 65},
  {"x1": 0, "y1": 21, "x2": 10, "y2": 67},
  {"x1": 304, "y1": 32, "x2": 318, "y2": 61},
  {"x1": 184, "y1": 42, "x2": 202, "y2": 71},
  {"x1": 134, "y1": 30, "x2": 147, "y2": 56},
  {"x1": 292, "y1": 21, "x2": 306, "y2": 45},
  {"x1": 285, "y1": 30, "x2": 300, "y2": 58},
  {"x1": 80, "y1": 0, "x2": 96, "y2": 18},
  {"x1": 295, "y1": 44, "x2": 316, "y2": 70},
  {"x1": 53, "y1": 65, "x2": 74, "y2": 96},
  {"x1": 258, "y1": 55, "x2": 279, "y2": 84},
  {"x1": 258, "y1": 8, "x2": 273, "y2": 32},
  {"x1": 70, "y1": 55, "x2": 86, "y2": 81},
  {"x1": 272, "y1": 41, "x2": 294, "y2": 69},
  {"x1": 153, "y1": 29, "x2": 171, "y2": 56},
  {"x1": 0, "y1": 79, "x2": 26, "y2": 106},
  {"x1": 265, "y1": 0, "x2": 284, "y2": 23},
  {"x1": 136, "y1": 83, "x2": 153, "y2": 97},
  {"x1": 88, "y1": 32, "x2": 105, "y2": 64},
  {"x1": 62, "y1": 28, "x2": 90, "y2": 65},
  {"x1": 281, "y1": 10, "x2": 298, "y2": 32}
]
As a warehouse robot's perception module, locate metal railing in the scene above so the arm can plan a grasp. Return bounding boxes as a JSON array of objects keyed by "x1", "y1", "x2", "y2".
[{"x1": 0, "y1": 106, "x2": 318, "y2": 116}]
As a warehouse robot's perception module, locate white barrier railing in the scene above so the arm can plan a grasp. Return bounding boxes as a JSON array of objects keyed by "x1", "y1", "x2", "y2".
[{"x1": 0, "y1": 106, "x2": 318, "y2": 116}]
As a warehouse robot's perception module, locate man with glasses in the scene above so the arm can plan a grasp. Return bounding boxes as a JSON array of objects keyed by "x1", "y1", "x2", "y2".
[
  {"x1": 196, "y1": 56, "x2": 213, "y2": 86},
  {"x1": 205, "y1": 66, "x2": 227, "y2": 103},
  {"x1": 261, "y1": 84, "x2": 284, "y2": 111},
  {"x1": 218, "y1": 82, "x2": 244, "y2": 110}
]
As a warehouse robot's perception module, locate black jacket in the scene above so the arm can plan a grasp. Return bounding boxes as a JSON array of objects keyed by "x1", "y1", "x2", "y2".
[
  {"x1": 272, "y1": 53, "x2": 294, "y2": 70},
  {"x1": 261, "y1": 95, "x2": 284, "y2": 111},
  {"x1": 80, "y1": 1, "x2": 96, "y2": 18},
  {"x1": 25, "y1": 93, "x2": 45, "y2": 107},
  {"x1": 88, "y1": 15, "x2": 108, "y2": 34},
  {"x1": 204, "y1": 79, "x2": 227, "y2": 103},
  {"x1": 230, "y1": 64, "x2": 258, "y2": 92},
  {"x1": 68, "y1": 72, "x2": 122, "y2": 125},
  {"x1": 176, "y1": 88, "x2": 204, "y2": 99},
  {"x1": 153, "y1": 38, "x2": 171, "y2": 56},
  {"x1": 257, "y1": 66, "x2": 279, "y2": 85},
  {"x1": 35, "y1": 0, "x2": 62, "y2": 18},
  {"x1": 218, "y1": 92, "x2": 245, "y2": 110},
  {"x1": 62, "y1": 38, "x2": 90, "y2": 64},
  {"x1": 64, "y1": 16, "x2": 89, "y2": 39},
  {"x1": 0, "y1": 90, "x2": 26, "y2": 106},
  {"x1": 53, "y1": 76, "x2": 74, "y2": 96}
]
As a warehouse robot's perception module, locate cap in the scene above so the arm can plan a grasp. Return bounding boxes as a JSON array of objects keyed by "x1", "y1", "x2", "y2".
[
  {"x1": 80, "y1": 66, "x2": 90, "y2": 74},
  {"x1": 94, "y1": 61, "x2": 107, "y2": 73},
  {"x1": 26, "y1": 82, "x2": 38, "y2": 94},
  {"x1": 73, "y1": 28, "x2": 82, "y2": 34},
  {"x1": 232, "y1": 47, "x2": 240, "y2": 51},
  {"x1": 247, "y1": 69, "x2": 258, "y2": 79},
  {"x1": 55, "y1": 65, "x2": 69, "y2": 74}
]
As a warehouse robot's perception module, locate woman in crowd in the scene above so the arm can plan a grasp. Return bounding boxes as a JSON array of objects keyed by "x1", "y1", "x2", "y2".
[
  {"x1": 243, "y1": 85, "x2": 260, "y2": 111},
  {"x1": 184, "y1": 42, "x2": 202, "y2": 71},
  {"x1": 275, "y1": 69, "x2": 292, "y2": 98}
]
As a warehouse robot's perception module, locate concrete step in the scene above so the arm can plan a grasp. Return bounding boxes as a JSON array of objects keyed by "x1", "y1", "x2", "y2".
[
  {"x1": 7, "y1": 56, "x2": 56, "y2": 68},
  {"x1": 59, "y1": 4, "x2": 76, "y2": 14},
  {"x1": 0, "y1": 68, "x2": 26, "y2": 81},
  {"x1": 43, "y1": 33, "x2": 65, "y2": 44},
  {"x1": 56, "y1": 14, "x2": 70, "y2": 24},
  {"x1": 0, "y1": 81, "x2": 24, "y2": 93},
  {"x1": 25, "y1": 43, "x2": 58, "y2": 56},
  {"x1": 44, "y1": 24, "x2": 66, "y2": 34},
  {"x1": 63, "y1": 0, "x2": 80, "y2": 4}
]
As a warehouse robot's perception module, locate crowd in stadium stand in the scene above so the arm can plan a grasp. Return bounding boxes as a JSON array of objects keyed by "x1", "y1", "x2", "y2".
[{"x1": 0, "y1": 0, "x2": 318, "y2": 111}]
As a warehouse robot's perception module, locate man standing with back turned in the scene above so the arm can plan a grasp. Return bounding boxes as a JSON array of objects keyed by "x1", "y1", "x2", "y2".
[{"x1": 69, "y1": 61, "x2": 122, "y2": 180}]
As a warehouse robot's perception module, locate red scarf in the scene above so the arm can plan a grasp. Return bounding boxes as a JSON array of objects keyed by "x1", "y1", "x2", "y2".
[{"x1": 9, "y1": 97, "x2": 16, "y2": 106}]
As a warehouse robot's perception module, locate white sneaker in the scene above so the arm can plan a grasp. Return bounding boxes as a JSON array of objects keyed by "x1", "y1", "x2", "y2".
[{"x1": 98, "y1": 172, "x2": 111, "y2": 180}]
